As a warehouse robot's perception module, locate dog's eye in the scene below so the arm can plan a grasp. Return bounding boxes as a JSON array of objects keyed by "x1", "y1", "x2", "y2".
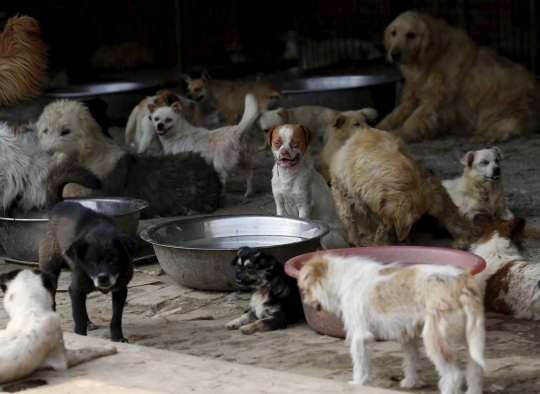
[
  {"x1": 263, "y1": 129, "x2": 269, "y2": 134},
  {"x1": 165, "y1": 118, "x2": 172, "y2": 123},
  {"x1": 495, "y1": 158, "x2": 500, "y2": 163},
  {"x1": 391, "y1": 30, "x2": 397, "y2": 37},
  {"x1": 43, "y1": 128, "x2": 48, "y2": 134},
  {"x1": 155, "y1": 117, "x2": 160, "y2": 121},
  {"x1": 291, "y1": 141, "x2": 299, "y2": 147},
  {"x1": 273, "y1": 141, "x2": 281, "y2": 147},
  {"x1": 61, "y1": 129, "x2": 71, "y2": 136},
  {"x1": 406, "y1": 32, "x2": 416, "y2": 39},
  {"x1": 353, "y1": 122, "x2": 361, "y2": 127},
  {"x1": 481, "y1": 160, "x2": 489, "y2": 165}
]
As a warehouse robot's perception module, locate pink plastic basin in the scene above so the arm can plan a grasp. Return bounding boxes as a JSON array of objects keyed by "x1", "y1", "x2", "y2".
[{"x1": 285, "y1": 246, "x2": 486, "y2": 338}]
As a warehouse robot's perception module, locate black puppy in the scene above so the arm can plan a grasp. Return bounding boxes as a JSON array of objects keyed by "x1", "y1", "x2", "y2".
[
  {"x1": 226, "y1": 247, "x2": 304, "y2": 335},
  {"x1": 39, "y1": 160, "x2": 138, "y2": 342}
]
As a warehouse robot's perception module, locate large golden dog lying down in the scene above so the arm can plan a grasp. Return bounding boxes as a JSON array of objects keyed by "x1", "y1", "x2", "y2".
[{"x1": 377, "y1": 11, "x2": 540, "y2": 142}]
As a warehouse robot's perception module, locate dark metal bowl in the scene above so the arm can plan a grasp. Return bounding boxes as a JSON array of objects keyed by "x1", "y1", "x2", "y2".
[{"x1": 42, "y1": 80, "x2": 165, "y2": 99}]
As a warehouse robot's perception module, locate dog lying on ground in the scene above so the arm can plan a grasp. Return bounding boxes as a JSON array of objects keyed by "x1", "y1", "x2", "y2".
[
  {"x1": 125, "y1": 89, "x2": 204, "y2": 154},
  {"x1": 0, "y1": 15, "x2": 47, "y2": 106},
  {"x1": 268, "y1": 124, "x2": 349, "y2": 249},
  {"x1": 470, "y1": 214, "x2": 540, "y2": 320},
  {"x1": 149, "y1": 94, "x2": 258, "y2": 198},
  {"x1": 298, "y1": 254, "x2": 485, "y2": 393},
  {"x1": 0, "y1": 269, "x2": 117, "y2": 384},
  {"x1": 39, "y1": 161, "x2": 138, "y2": 342},
  {"x1": 181, "y1": 71, "x2": 283, "y2": 125},
  {"x1": 376, "y1": 11, "x2": 540, "y2": 142},
  {"x1": 330, "y1": 127, "x2": 471, "y2": 248},
  {"x1": 226, "y1": 247, "x2": 304, "y2": 335},
  {"x1": 36, "y1": 100, "x2": 222, "y2": 218},
  {"x1": 319, "y1": 108, "x2": 378, "y2": 181},
  {"x1": 443, "y1": 147, "x2": 513, "y2": 220}
]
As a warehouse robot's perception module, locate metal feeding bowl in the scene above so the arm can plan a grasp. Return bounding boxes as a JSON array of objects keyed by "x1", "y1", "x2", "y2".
[
  {"x1": 42, "y1": 80, "x2": 165, "y2": 99},
  {"x1": 140, "y1": 215, "x2": 329, "y2": 291},
  {"x1": 0, "y1": 197, "x2": 148, "y2": 263}
]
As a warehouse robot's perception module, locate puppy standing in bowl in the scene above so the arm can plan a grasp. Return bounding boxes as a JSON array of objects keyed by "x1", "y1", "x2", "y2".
[
  {"x1": 268, "y1": 124, "x2": 349, "y2": 250},
  {"x1": 443, "y1": 147, "x2": 513, "y2": 220},
  {"x1": 39, "y1": 161, "x2": 139, "y2": 343},
  {"x1": 226, "y1": 247, "x2": 304, "y2": 335}
]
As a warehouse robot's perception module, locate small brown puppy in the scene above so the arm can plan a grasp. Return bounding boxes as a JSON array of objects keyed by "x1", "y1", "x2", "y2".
[
  {"x1": 181, "y1": 71, "x2": 284, "y2": 125},
  {"x1": 330, "y1": 127, "x2": 470, "y2": 248}
]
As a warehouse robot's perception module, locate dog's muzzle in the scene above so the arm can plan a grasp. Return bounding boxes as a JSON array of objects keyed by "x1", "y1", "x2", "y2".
[
  {"x1": 93, "y1": 273, "x2": 116, "y2": 290},
  {"x1": 486, "y1": 167, "x2": 501, "y2": 180}
]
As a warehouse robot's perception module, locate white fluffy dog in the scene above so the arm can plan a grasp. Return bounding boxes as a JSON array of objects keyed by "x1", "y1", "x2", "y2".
[
  {"x1": 0, "y1": 269, "x2": 116, "y2": 384},
  {"x1": 298, "y1": 255, "x2": 485, "y2": 394}
]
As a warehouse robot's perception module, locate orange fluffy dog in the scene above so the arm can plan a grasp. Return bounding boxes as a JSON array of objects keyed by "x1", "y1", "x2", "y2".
[
  {"x1": 330, "y1": 127, "x2": 471, "y2": 248},
  {"x1": 377, "y1": 11, "x2": 540, "y2": 142},
  {"x1": 0, "y1": 15, "x2": 47, "y2": 106}
]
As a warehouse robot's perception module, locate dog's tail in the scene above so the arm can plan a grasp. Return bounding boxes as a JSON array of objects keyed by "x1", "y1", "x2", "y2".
[
  {"x1": 459, "y1": 274, "x2": 486, "y2": 370},
  {"x1": 235, "y1": 93, "x2": 259, "y2": 138},
  {"x1": 0, "y1": 15, "x2": 48, "y2": 106},
  {"x1": 46, "y1": 160, "x2": 102, "y2": 209}
]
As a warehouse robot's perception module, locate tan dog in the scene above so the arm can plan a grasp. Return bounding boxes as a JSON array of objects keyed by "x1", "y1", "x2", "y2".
[
  {"x1": 268, "y1": 124, "x2": 348, "y2": 250},
  {"x1": 376, "y1": 11, "x2": 540, "y2": 142},
  {"x1": 181, "y1": 71, "x2": 283, "y2": 125},
  {"x1": 443, "y1": 147, "x2": 513, "y2": 220},
  {"x1": 319, "y1": 108, "x2": 378, "y2": 181},
  {"x1": 0, "y1": 15, "x2": 48, "y2": 106},
  {"x1": 298, "y1": 255, "x2": 485, "y2": 393},
  {"x1": 330, "y1": 127, "x2": 471, "y2": 248},
  {"x1": 125, "y1": 89, "x2": 204, "y2": 154}
]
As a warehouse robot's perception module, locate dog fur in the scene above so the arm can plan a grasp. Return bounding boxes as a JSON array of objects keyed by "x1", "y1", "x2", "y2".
[
  {"x1": 319, "y1": 108, "x2": 378, "y2": 181},
  {"x1": 0, "y1": 15, "x2": 48, "y2": 106},
  {"x1": 226, "y1": 247, "x2": 304, "y2": 335},
  {"x1": 149, "y1": 94, "x2": 258, "y2": 197},
  {"x1": 376, "y1": 11, "x2": 540, "y2": 142},
  {"x1": 268, "y1": 124, "x2": 349, "y2": 249},
  {"x1": 443, "y1": 147, "x2": 513, "y2": 220},
  {"x1": 125, "y1": 89, "x2": 204, "y2": 154},
  {"x1": 330, "y1": 127, "x2": 471, "y2": 248},
  {"x1": 298, "y1": 254, "x2": 485, "y2": 394},
  {"x1": 39, "y1": 161, "x2": 138, "y2": 342},
  {"x1": 470, "y1": 214, "x2": 540, "y2": 321},
  {"x1": 181, "y1": 71, "x2": 283, "y2": 125},
  {"x1": 0, "y1": 269, "x2": 117, "y2": 384},
  {"x1": 36, "y1": 99, "x2": 222, "y2": 218}
]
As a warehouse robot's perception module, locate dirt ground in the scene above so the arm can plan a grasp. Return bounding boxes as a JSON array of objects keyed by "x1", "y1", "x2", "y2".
[{"x1": 2, "y1": 121, "x2": 540, "y2": 393}]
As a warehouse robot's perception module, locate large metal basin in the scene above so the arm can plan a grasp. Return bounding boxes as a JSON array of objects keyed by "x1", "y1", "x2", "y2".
[
  {"x1": 42, "y1": 80, "x2": 165, "y2": 99},
  {"x1": 0, "y1": 197, "x2": 148, "y2": 263},
  {"x1": 140, "y1": 215, "x2": 329, "y2": 291}
]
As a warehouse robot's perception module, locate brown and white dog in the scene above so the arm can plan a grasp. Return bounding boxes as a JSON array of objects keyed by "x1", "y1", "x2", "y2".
[
  {"x1": 470, "y1": 214, "x2": 540, "y2": 320},
  {"x1": 268, "y1": 124, "x2": 349, "y2": 250},
  {"x1": 124, "y1": 89, "x2": 204, "y2": 155},
  {"x1": 377, "y1": 11, "x2": 540, "y2": 142},
  {"x1": 443, "y1": 147, "x2": 513, "y2": 220},
  {"x1": 319, "y1": 108, "x2": 378, "y2": 181},
  {"x1": 298, "y1": 255, "x2": 485, "y2": 393},
  {"x1": 330, "y1": 127, "x2": 471, "y2": 248},
  {"x1": 181, "y1": 71, "x2": 283, "y2": 125}
]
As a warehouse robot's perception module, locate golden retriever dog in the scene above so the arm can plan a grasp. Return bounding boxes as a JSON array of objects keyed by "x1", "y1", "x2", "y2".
[
  {"x1": 376, "y1": 11, "x2": 540, "y2": 142},
  {"x1": 0, "y1": 15, "x2": 48, "y2": 106},
  {"x1": 181, "y1": 71, "x2": 283, "y2": 125},
  {"x1": 319, "y1": 108, "x2": 378, "y2": 181},
  {"x1": 124, "y1": 89, "x2": 204, "y2": 155},
  {"x1": 298, "y1": 255, "x2": 485, "y2": 393},
  {"x1": 330, "y1": 127, "x2": 471, "y2": 248}
]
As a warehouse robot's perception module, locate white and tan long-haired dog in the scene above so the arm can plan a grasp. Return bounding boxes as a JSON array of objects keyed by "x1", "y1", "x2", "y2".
[
  {"x1": 298, "y1": 255, "x2": 485, "y2": 394},
  {"x1": 0, "y1": 269, "x2": 116, "y2": 384}
]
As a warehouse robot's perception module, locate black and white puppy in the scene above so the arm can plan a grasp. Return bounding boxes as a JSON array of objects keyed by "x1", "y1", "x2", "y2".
[{"x1": 226, "y1": 247, "x2": 304, "y2": 335}]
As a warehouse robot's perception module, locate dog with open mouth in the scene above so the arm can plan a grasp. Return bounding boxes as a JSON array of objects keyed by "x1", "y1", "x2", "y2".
[
  {"x1": 226, "y1": 247, "x2": 304, "y2": 335},
  {"x1": 268, "y1": 124, "x2": 349, "y2": 250},
  {"x1": 39, "y1": 160, "x2": 138, "y2": 343},
  {"x1": 443, "y1": 147, "x2": 513, "y2": 220}
]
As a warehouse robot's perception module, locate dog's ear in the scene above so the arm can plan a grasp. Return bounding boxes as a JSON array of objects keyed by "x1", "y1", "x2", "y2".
[
  {"x1": 170, "y1": 101, "x2": 182, "y2": 114},
  {"x1": 359, "y1": 108, "x2": 378, "y2": 124},
  {"x1": 147, "y1": 103, "x2": 158, "y2": 114},
  {"x1": 276, "y1": 108, "x2": 289, "y2": 122},
  {"x1": 418, "y1": 16, "x2": 433, "y2": 63},
  {"x1": 115, "y1": 234, "x2": 139, "y2": 256},
  {"x1": 298, "y1": 124, "x2": 313, "y2": 146},
  {"x1": 179, "y1": 74, "x2": 191, "y2": 84},
  {"x1": 460, "y1": 151, "x2": 475, "y2": 167},
  {"x1": 332, "y1": 114, "x2": 346, "y2": 129},
  {"x1": 156, "y1": 89, "x2": 172, "y2": 96},
  {"x1": 0, "y1": 269, "x2": 22, "y2": 293},
  {"x1": 201, "y1": 70, "x2": 212, "y2": 84},
  {"x1": 492, "y1": 146, "x2": 503, "y2": 160},
  {"x1": 472, "y1": 213, "x2": 492, "y2": 229},
  {"x1": 267, "y1": 125, "x2": 279, "y2": 147},
  {"x1": 298, "y1": 258, "x2": 328, "y2": 292},
  {"x1": 65, "y1": 237, "x2": 88, "y2": 263}
]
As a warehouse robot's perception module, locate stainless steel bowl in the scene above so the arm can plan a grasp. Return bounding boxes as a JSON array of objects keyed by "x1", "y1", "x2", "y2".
[
  {"x1": 140, "y1": 215, "x2": 330, "y2": 291},
  {"x1": 0, "y1": 197, "x2": 148, "y2": 263},
  {"x1": 42, "y1": 80, "x2": 165, "y2": 99}
]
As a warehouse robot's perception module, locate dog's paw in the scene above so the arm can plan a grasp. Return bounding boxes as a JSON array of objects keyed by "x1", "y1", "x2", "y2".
[
  {"x1": 239, "y1": 324, "x2": 257, "y2": 335},
  {"x1": 226, "y1": 320, "x2": 242, "y2": 330},
  {"x1": 111, "y1": 336, "x2": 129, "y2": 343},
  {"x1": 87, "y1": 320, "x2": 97, "y2": 331},
  {"x1": 400, "y1": 376, "x2": 425, "y2": 389}
]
